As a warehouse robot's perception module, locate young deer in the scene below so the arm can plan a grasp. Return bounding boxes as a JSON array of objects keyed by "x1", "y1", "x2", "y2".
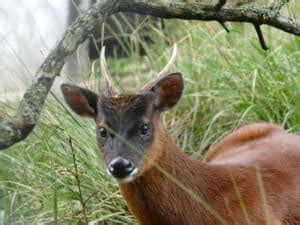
[{"x1": 61, "y1": 45, "x2": 300, "y2": 225}]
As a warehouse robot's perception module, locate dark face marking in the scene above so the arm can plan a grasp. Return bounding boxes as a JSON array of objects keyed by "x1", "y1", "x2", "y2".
[
  {"x1": 61, "y1": 73, "x2": 184, "y2": 183},
  {"x1": 96, "y1": 93, "x2": 156, "y2": 182}
]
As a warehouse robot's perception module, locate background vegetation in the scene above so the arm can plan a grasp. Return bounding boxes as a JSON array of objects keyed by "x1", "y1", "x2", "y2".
[{"x1": 0, "y1": 1, "x2": 300, "y2": 224}]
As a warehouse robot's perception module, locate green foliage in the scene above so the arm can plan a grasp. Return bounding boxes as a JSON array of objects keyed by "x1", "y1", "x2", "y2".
[{"x1": 1, "y1": 7, "x2": 300, "y2": 224}]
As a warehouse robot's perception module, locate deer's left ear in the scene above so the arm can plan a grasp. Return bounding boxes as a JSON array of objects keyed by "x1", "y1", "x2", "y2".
[{"x1": 152, "y1": 72, "x2": 184, "y2": 112}]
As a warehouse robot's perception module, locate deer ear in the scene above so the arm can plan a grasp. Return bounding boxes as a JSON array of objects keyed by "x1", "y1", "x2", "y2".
[
  {"x1": 152, "y1": 73, "x2": 184, "y2": 112},
  {"x1": 61, "y1": 84, "x2": 98, "y2": 118}
]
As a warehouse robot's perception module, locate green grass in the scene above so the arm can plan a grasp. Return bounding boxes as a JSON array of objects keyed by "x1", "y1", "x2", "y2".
[{"x1": 1, "y1": 2, "x2": 300, "y2": 224}]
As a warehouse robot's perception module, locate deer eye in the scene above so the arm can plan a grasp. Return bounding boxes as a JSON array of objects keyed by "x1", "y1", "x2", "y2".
[
  {"x1": 140, "y1": 124, "x2": 149, "y2": 136},
  {"x1": 99, "y1": 127, "x2": 107, "y2": 138}
]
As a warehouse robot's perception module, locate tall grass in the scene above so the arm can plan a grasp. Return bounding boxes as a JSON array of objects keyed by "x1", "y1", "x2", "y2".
[{"x1": 0, "y1": 2, "x2": 300, "y2": 224}]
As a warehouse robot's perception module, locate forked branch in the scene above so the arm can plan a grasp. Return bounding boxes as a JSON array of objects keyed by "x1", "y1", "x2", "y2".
[
  {"x1": 214, "y1": 0, "x2": 227, "y2": 10},
  {"x1": 0, "y1": 0, "x2": 299, "y2": 149},
  {"x1": 254, "y1": 23, "x2": 269, "y2": 50},
  {"x1": 271, "y1": 0, "x2": 290, "y2": 13}
]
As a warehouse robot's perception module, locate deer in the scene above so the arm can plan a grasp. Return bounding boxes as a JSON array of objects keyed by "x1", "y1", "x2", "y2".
[{"x1": 61, "y1": 44, "x2": 300, "y2": 225}]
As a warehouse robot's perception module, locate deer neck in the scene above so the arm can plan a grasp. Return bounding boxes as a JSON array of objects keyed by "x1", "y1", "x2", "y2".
[{"x1": 118, "y1": 124, "x2": 221, "y2": 225}]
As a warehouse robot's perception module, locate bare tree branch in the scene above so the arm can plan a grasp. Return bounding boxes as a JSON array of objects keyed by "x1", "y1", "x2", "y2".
[
  {"x1": 213, "y1": 0, "x2": 230, "y2": 33},
  {"x1": 0, "y1": 0, "x2": 299, "y2": 150},
  {"x1": 254, "y1": 23, "x2": 268, "y2": 50}
]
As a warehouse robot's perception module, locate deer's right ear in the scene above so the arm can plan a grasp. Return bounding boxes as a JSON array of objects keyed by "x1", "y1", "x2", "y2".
[
  {"x1": 61, "y1": 84, "x2": 98, "y2": 118},
  {"x1": 152, "y1": 73, "x2": 184, "y2": 112}
]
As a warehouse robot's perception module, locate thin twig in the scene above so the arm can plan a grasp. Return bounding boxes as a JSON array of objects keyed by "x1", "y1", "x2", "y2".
[
  {"x1": 256, "y1": 166, "x2": 270, "y2": 225},
  {"x1": 51, "y1": 156, "x2": 58, "y2": 225},
  {"x1": 68, "y1": 137, "x2": 89, "y2": 224},
  {"x1": 228, "y1": 167, "x2": 252, "y2": 225}
]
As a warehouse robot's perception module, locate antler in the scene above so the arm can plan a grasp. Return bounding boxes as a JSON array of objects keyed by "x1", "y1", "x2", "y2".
[
  {"x1": 99, "y1": 45, "x2": 177, "y2": 95},
  {"x1": 140, "y1": 44, "x2": 177, "y2": 93},
  {"x1": 100, "y1": 46, "x2": 119, "y2": 96}
]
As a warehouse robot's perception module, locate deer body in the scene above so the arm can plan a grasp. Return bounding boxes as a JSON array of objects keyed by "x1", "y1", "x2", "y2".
[
  {"x1": 119, "y1": 123, "x2": 300, "y2": 225},
  {"x1": 62, "y1": 45, "x2": 300, "y2": 224}
]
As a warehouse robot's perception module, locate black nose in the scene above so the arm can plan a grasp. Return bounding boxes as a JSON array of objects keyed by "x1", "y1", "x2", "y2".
[{"x1": 108, "y1": 157, "x2": 135, "y2": 179}]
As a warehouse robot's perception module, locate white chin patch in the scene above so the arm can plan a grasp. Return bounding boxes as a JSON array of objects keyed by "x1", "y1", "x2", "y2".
[{"x1": 106, "y1": 167, "x2": 139, "y2": 183}]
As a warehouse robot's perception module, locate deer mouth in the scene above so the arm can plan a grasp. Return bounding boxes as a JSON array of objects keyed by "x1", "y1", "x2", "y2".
[{"x1": 106, "y1": 166, "x2": 139, "y2": 183}]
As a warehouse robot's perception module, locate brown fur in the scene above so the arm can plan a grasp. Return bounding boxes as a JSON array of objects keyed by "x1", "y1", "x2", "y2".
[
  {"x1": 120, "y1": 122, "x2": 300, "y2": 225},
  {"x1": 204, "y1": 123, "x2": 283, "y2": 163},
  {"x1": 139, "y1": 114, "x2": 163, "y2": 174},
  {"x1": 101, "y1": 95, "x2": 137, "y2": 108},
  {"x1": 61, "y1": 81, "x2": 300, "y2": 224}
]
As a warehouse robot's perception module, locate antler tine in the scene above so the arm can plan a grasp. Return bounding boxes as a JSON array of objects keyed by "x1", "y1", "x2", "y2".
[
  {"x1": 140, "y1": 44, "x2": 177, "y2": 92},
  {"x1": 100, "y1": 46, "x2": 119, "y2": 96}
]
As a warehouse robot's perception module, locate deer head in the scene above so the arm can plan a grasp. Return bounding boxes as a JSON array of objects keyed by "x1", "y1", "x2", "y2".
[{"x1": 61, "y1": 45, "x2": 183, "y2": 183}]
